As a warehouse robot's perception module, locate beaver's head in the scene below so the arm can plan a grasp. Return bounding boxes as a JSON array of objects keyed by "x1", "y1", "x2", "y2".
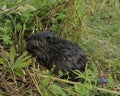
[{"x1": 26, "y1": 31, "x2": 54, "y2": 62}]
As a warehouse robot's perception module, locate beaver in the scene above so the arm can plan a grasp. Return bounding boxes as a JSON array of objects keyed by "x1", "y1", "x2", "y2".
[{"x1": 26, "y1": 31, "x2": 87, "y2": 81}]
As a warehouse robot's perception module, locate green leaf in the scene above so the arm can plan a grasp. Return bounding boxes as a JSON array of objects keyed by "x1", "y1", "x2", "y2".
[
  {"x1": 0, "y1": 58, "x2": 4, "y2": 65},
  {"x1": 10, "y1": 46, "x2": 16, "y2": 65},
  {"x1": 50, "y1": 84, "x2": 67, "y2": 96},
  {"x1": 13, "y1": 61, "x2": 29, "y2": 69},
  {"x1": 14, "y1": 68, "x2": 25, "y2": 78},
  {"x1": 16, "y1": 23, "x2": 22, "y2": 31},
  {"x1": 13, "y1": 52, "x2": 29, "y2": 69},
  {"x1": 41, "y1": 77, "x2": 51, "y2": 87},
  {"x1": 0, "y1": 93, "x2": 3, "y2": 96},
  {"x1": 21, "y1": 12, "x2": 30, "y2": 23},
  {"x1": 13, "y1": 55, "x2": 31, "y2": 69},
  {"x1": 1, "y1": 35, "x2": 12, "y2": 45}
]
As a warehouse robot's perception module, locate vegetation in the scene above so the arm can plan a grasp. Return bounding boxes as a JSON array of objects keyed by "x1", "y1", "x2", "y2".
[{"x1": 0, "y1": 0, "x2": 120, "y2": 96}]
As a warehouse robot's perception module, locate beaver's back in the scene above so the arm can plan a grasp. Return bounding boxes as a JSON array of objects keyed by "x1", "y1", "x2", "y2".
[{"x1": 26, "y1": 31, "x2": 87, "y2": 81}]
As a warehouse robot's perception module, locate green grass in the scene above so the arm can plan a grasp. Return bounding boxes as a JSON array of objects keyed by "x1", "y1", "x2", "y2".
[{"x1": 0, "y1": 0, "x2": 120, "y2": 96}]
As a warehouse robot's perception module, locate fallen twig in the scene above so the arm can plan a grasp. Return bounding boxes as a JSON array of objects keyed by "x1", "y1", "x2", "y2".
[
  {"x1": 96, "y1": 87, "x2": 120, "y2": 95},
  {"x1": 34, "y1": 73, "x2": 120, "y2": 95}
]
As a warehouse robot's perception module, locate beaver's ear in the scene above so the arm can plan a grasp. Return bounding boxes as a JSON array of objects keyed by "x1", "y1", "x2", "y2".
[{"x1": 45, "y1": 30, "x2": 54, "y2": 39}]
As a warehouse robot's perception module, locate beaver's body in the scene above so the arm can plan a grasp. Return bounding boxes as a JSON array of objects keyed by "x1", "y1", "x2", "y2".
[{"x1": 26, "y1": 31, "x2": 87, "y2": 81}]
